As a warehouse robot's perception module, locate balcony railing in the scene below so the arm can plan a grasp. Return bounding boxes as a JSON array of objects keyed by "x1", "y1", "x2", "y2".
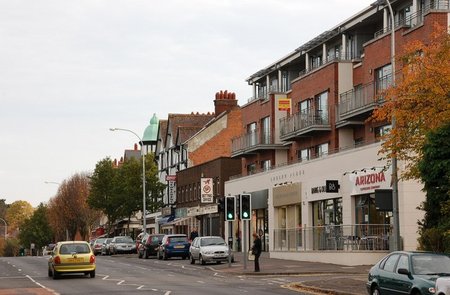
[
  {"x1": 231, "y1": 129, "x2": 277, "y2": 156},
  {"x1": 280, "y1": 107, "x2": 330, "y2": 139},
  {"x1": 273, "y1": 224, "x2": 391, "y2": 252},
  {"x1": 337, "y1": 74, "x2": 391, "y2": 122},
  {"x1": 374, "y1": 1, "x2": 450, "y2": 38}
]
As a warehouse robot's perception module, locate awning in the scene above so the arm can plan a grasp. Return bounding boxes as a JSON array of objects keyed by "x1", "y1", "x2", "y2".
[
  {"x1": 163, "y1": 217, "x2": 192, "y2": 227},
  {"x1": 156, "y1": 215, "x2": 174, "y2": 225}
]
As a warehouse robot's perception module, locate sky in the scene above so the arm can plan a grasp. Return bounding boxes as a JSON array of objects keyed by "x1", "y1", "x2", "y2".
[{"x1": 0, "y1": 0, "x2": 375, "y2": 207}]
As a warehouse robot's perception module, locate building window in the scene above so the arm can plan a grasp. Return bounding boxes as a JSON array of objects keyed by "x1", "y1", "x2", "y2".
[
  {"x1": 298, "y1": 148, "x2": 310, "y2": 162},
  {"x1": 247, "y1": 163, "x2": 256, "y2": 175},
  {"x1": 315, "y1": 143, "x2": 329, "y2": 158},
  {"x1": 247, "y1": 122, "x2": 257, "y2": 146},
  {"x1": 375, "y1": 124, "x2": 392, "y2": 141},
  {"x1": 375, "y1": 64, "x2": 392, "y2": 95},
  {"x1": 261, "y1": 117, "x2": 270, "y2": 144},
  {"x1": 355, "y1": 194, "x2": 391, "y2": 236},
  {"x1": 261, "y1": 160, "x2": 271, "y2": 171},
  {"x1": 315, "y1": 91, "x2": 328, "y2": 122}
]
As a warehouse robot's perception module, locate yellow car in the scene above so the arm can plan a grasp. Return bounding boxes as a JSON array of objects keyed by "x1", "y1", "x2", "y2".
[{"x1": 48, "y1": 241, "x2": 96, "y2": 279}]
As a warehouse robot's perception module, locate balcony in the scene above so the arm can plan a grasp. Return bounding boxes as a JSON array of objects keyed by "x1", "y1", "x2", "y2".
[
  {"x1": 280, "y1": 108, "x2": 331, "y2": 141},
  {"x1": 336, "y1": 75, "x2": 391, "y2": 127},
  {"x1": 231, "y1": 129, "x2": 288, "y2": 157}
]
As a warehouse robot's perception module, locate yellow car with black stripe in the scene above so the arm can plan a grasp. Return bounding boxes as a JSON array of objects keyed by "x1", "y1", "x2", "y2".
[{"x1": 48, "y1": 241, "x2": 96, "y2": 279}]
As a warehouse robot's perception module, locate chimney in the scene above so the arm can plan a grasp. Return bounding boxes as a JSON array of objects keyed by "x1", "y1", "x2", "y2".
[{"x1": 214, "y1": 90, "x2": 237, "y2": 115}]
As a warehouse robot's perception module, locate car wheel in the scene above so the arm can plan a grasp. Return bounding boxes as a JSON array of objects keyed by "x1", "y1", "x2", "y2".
[
  {"x1": 216, "y1": 261, "x2": 221, "y2": 264},
  {"x1": 371, "y1": 285, "x2": 380, "y2": 295},
  {"x1": 200, "y1": 255, "x2": 206, "y2": 265},
  {"x1": 190, "y1": 254, "x2": 195, "y2": 264},
  {"x1": 90, "y1": 270, "x2": 95, "y2": 278},
  {"x1": 411, "y1": 290, "x2": 421, "y2": 295}
]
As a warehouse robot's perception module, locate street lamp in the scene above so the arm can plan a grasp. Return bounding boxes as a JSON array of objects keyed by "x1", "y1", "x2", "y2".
[
  {"x1": 0, "y1": 218, "x2": 7, "y2": 239},
  {"x1": 374, "y1": 0, "x2": 400, "y2": 251},
  {"x1": 110, "y1": 127, "x2": 147, "y2": 233},
  {"x1": 44, "y1": 181, "x2": 69, "y2": 240}
]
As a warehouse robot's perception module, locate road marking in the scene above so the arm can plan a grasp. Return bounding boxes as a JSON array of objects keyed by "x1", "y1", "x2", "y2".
[{"x1": 25, "y1": 275, "x2": 59, "y2": 295}]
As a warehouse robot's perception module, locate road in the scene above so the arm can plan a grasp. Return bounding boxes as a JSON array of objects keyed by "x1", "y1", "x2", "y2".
[{"x1": 0, "y1": 254, "x2": 326, "y2": 295}]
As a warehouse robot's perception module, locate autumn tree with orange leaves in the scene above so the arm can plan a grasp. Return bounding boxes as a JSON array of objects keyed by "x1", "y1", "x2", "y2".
[
  {"x1": 47, "y1": 173, "x2": 101, "y2": 241},
  {"x1": 371, "y1": 24, "x2": 450, "y2": 180}
]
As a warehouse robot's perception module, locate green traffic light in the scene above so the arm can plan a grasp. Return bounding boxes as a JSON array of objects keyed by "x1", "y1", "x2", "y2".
[
  {"x1": 227, "y1": 213, "x2": 233, "y2": 219},
  {"x1": 242, "y1": 212, "x2": 249, "y2": 218}
]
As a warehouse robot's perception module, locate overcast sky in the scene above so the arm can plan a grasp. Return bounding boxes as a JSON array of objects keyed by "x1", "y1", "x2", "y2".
[{"x1": 0, "y1": 0, "x2": 374, "y2": 207}]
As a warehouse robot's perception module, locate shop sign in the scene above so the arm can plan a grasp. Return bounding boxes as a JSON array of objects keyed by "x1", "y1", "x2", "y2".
[
  {"x1": 187, "y1": 204, "x2": 218, "y2": 216},
  {"x1": 349, "y1": 168, "x2": 391, "y2": 195},
  {"x1": 201, "y1": 177, "x2": 213, "y2": 203},
  {"x1": 168, "y1": 180, "x2": 176, "y2": 204}
]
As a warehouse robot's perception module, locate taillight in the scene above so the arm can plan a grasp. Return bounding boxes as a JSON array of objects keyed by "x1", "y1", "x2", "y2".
[
  {"x1": 90, "y1": 255, "x2": 95, "y2": 264},
  {"x1": 54, "y1": 256, "x2": 61, "y2": 264}
]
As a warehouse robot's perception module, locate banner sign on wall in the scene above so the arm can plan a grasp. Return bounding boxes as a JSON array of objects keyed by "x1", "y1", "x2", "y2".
[{"x1": 349, "y1": 167, "x2": 392, "y2": 195}]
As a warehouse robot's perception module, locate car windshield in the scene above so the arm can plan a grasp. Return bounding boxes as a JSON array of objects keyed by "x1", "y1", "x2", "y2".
[
  {"x1": 151, "y1": 236, "x2": 163, "y2": 242},
  {"x1": 60, "y1": 243, "x2": 90, "y2": 254},
  {"x1": 116, "y1": 237, "x2": 133, "y2": 243},
  {"x1": 200, "y1": 237, "x2": 226, "y2": 246},
  {"x1": 168, "y1": 236, "x2": 188, "y2": 243},
  {"x1": 412, "y1": 255, "x2": 450, "y2": 275},
  {"x1": 104, "y1": 238, "x2": 112, "y2": 244},
  {"x1": 95, "y1": 238, "x2": 106, "y2": 244}
]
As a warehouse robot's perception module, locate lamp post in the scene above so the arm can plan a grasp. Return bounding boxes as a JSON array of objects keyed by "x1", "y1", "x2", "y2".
[
  {"x1": 375, "y1": 0, "x2": 400, "y2": 251},
  {"x1": 44, "y1": 181, "x2": 69, "y2": 240},
  {"x1": 110, "y1": 128, "x2": 147, "y2": 233},
  {"x1": 0, "y1": 218, "x2": 7, "y2": 239}
]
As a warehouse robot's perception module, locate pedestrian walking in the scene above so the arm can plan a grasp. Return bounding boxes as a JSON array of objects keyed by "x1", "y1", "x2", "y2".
[
  {"x1": 189, "y1": 227, "x2": 198, "y2": 242},
  {"x1": 251, "y1": 232, "x2": 262, "y2": 272}
]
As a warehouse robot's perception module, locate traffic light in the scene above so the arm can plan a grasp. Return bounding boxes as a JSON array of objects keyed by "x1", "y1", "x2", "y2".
[
  {"x1": 240, "y1": 194, "x2": 251, "y2": 220},
  {"x1": 225, "y1": 196, "x2": 235, "y2": 221}
]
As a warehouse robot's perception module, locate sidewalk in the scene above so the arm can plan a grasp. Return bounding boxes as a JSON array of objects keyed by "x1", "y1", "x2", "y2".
[{"x1": 212, "y1": 252, "x2": 370, "y2": 295}]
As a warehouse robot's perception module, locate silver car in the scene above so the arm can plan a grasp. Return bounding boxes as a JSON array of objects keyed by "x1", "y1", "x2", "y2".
[
  {"x1": 189, "y1": 236, "x2": 233, "y2": 265},
  {"x1": 109, "y1": 236, "x2": 136, "y2": 254}
]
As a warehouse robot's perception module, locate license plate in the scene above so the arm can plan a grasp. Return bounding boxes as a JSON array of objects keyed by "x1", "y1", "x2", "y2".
[
  {"x1": 67, "y1": 258, "x2": 84, "y2": 263},
  {"x1": 174, "y1": 245, "x2": 184, "y2": 249}
]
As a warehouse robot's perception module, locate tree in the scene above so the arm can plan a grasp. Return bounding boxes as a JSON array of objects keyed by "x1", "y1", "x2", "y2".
[
  {"x1": 0, "y1": 199, "x2": 7, "y2": 219},
  {"x1": 371, "y1": 24, "x2": 450, "y2": 180},
  {"x1": 47, "y1": 173, "x2": 100, "y2": 241},
  {"x1": 87, "y1": 158, "x2": 121, "y2": 235},
  {"x1": 417, "y1": 123, "x2": 450, "y2": 252},
  {"x1": 5, "y1": 200, "x2": 34, "y2": 235},
  {"x1": 144, "y1": 153, "x2": 165, "y2": 213},
  {"x1": 18, "y1": 203, "x2": 53, "y2": 253},
  {"x1": 113, "y1": 157, "x2": 143, "y2": 232}
]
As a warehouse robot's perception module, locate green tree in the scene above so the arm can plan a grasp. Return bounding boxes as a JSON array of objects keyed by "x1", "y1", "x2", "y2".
[
  {"x1": 18, "y1": 203, "x2": 53, "y2": 253},
  {"x1": 87, "y1": 158, "x2": 121, "y2": 235},
  {"x1": 417, "y1": 123, "x2": 450, "y2": 252},
  {"x1": 145, "y1": 153, "x2": 165, "y2": 213},
  {"x1": 113, "y1": 157, "x2": 143, "y2": 232},
  {"x1": 0, "y1": 199, "x2": 7, "y2": 219}
]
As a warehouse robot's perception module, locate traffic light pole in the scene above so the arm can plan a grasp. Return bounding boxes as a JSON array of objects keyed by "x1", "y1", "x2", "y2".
[
  {"x1": 228, "y1": 221, "x2": 232, "y2": 268},
  {"x1": 243, "y1": 219, "x2": 247, "y2": 270}
]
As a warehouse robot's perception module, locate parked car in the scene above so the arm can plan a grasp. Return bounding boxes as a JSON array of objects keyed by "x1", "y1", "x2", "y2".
[
  {"x1": 157, "y1": 234, "x2": 190, "y2": 260},
  {"x1": 92, "y1": 238, "x2": 106, "y2": 256},
  {"x1": 109, "y1": 236, "x2": 136, "y2": 255},
  {"x1": 48, "y1": 241, "x2": 96, "y2": 279},
  {"x1": 138, "y1": 233, "x2": 165, "y2": 259},
  {"x1": 101, "y1": 238, "x2": 113, "y2": 255},
  {"x1": 366, "y1": 251, "x2": 450, "y2": 295},
  {"x1": 436, "y1": 277, "x2": 450, "y2": 295},
  {"x1": 189, "y1": 236, "x2": 233, "y2": 265}
]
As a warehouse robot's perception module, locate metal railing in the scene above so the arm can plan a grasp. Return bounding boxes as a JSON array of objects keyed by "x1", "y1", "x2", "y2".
[
  {"x1": 280, "y1": 107, "x2": 329, "y2": 137},
  {"x1": 374, "y1": 1, "x2": 450, "y2": 38},
  {"x1": 231, "y1": 130, "x2": 272, "y2": 153},
  {"x1": 273, "y1": 224, "x2": 391, "y2": 252}
]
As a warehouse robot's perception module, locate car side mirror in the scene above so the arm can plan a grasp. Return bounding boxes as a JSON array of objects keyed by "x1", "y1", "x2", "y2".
[{"x1": 398, "y1": 268, "x2": 411, "y2": 276}]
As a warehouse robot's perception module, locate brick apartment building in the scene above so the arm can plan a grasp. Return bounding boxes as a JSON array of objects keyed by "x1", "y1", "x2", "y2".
[{"x1": 225, "y1": 0, "x2": 449, "y2": 265}]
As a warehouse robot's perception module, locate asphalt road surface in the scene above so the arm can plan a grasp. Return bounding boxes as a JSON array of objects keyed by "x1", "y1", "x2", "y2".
[{"x1": 0, "y1": 254, "x2": 319, "y2": 295}]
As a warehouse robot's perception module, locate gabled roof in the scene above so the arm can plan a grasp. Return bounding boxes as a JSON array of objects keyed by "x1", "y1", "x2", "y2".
[
  {"x1": 156, "y1": 120, "x2": 168, "y2": 154},
  {"x1": 175, "y1": 126, "x2": 203, "y2": 146},
  {"x1": 165, "y1": 113, "x2": 215, "y2": 148}
]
